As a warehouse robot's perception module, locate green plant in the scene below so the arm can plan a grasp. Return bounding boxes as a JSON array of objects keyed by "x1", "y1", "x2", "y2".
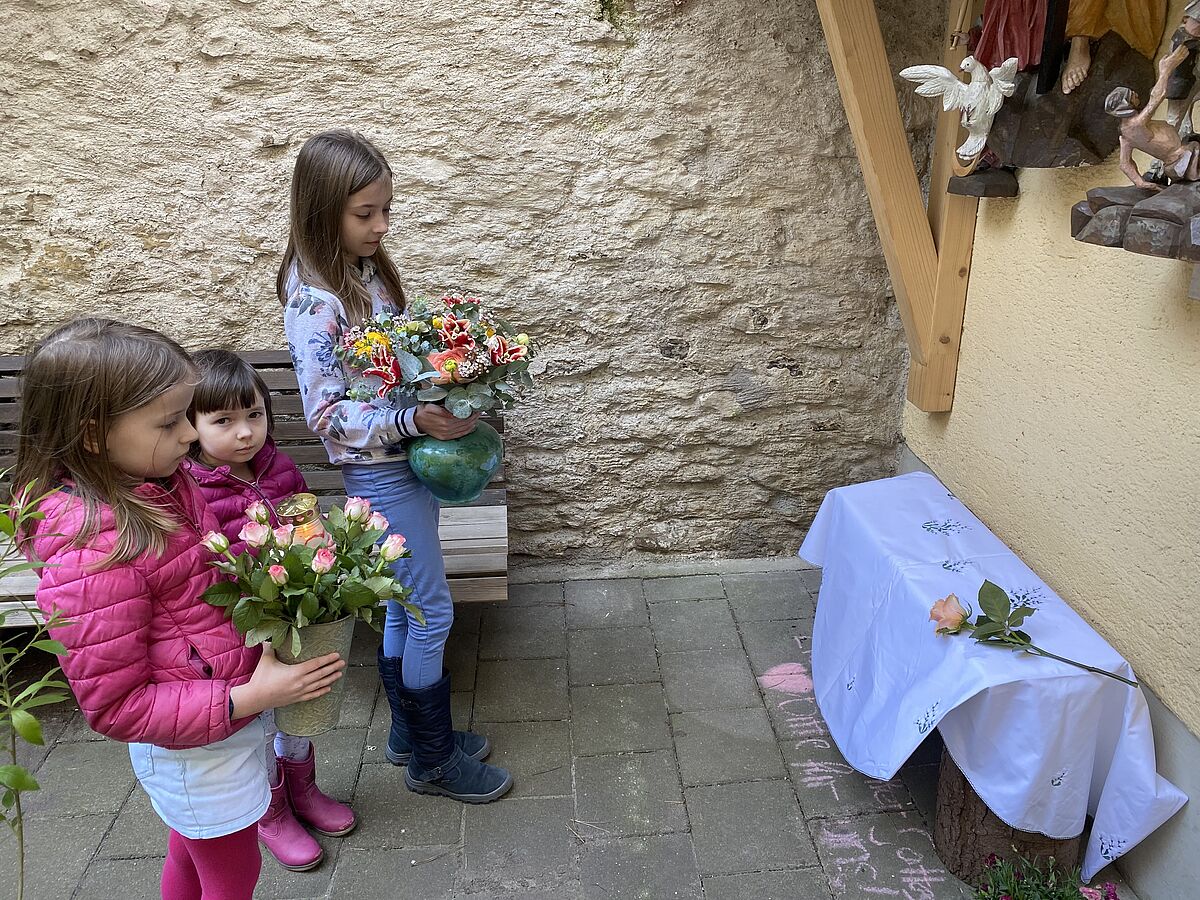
[
  {"x1": 1, "y1": 484, "x2": 70, "y2": 900},
  {"x1": 975, "y1": 852, "x2": 1118, "y2": 900}
]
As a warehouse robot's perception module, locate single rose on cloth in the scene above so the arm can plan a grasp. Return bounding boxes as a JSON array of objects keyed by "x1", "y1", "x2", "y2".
[
  {"x1": 343, "y1": 497, "x2": 371, "y2": 523},
  {"x1": 244, "y1": 501, "x2": 270, "y2": 525},
  {"x1": 380, "y1": 533, "x2": 408, "y2": 562},
  {"x1": 201, "y1": 531, "x2": 230, "y2": 554},
  {"x1": 310, "y1": 547, "x2": 336, "y2": 574},
  {"x1": 239, "y1": 521, "x2": 272, "y2": 549},
  {"x1": 428, "y1": 348, "x2": 469, "y2": 384},
  {"x1": 929, "y1": 593, "x2": 969, "y2": 634},
  {"x1": 366, "y1": 511, "x2": 389, "y2": 532},
  {"x1": 267, "y1": 565, "x2": 288, "y2": 586}
]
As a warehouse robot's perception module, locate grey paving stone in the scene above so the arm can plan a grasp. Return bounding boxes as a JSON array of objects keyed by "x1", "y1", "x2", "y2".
[
  {"x1": 446, "y1": 626, "x2": 480, "y2": 686},
  {"x1": 348, "y1": 763, "x2": 463, "y2": 848},
  {"x1": 580, "y1": 833, "x2": 702, "y2": 899},
  {"x1": 571, "y1": 682, "x2": 673, "y2": 756},
  {"x1": 349, "y1": 620, "x2": 383, "y2": 666},
  {"x1": 471, "y1": 719, "x2": 571, "y2": 798},
  {"x1": 479, "y1": 605, "x2": 567, "y2": 660},
  {"x1": 508, "y1": 581, "x2": 566, "y2": 607},
  {"x1": 308, "y1": 726, "x2": 367, "y2": 801},
  {"x1": 901, "y1": 762, "x2": 940, "y2": 828},
  {"x1": 568, "y1": 627, "x2": 659, "y2": 686},
  {"x1": 97, "y1": 785, "x2": 163, "y2": 858},
  {"x1": 331, "y1": 846, "x2": 459, "y2": 900},
  {"x1": 812, "y1": 812, "x2": 972, "y2": 899},
  {"x1": 799, "y1": 568, "x2": 823, "y2": 597},
  {"x1": 0, "y1": 813, "x2": 109, "y2": 900},
  {"x1": 12, "y1": 700, "x2": 75, "y2": 775},
  {"x1": 574, "y1": 750, "x2": 688, "y2": 837},
  {"x1": 57, "y1": 708, "x2": 106, "y2": 742},
  {"x1": 738, "y1": 619, "x2": 811, "y2": 677},
  {"x1": 255, "y1": 834, "x2": 341, "y2": 899},
  {"x1": 702, "y1": 868, "x2": 833, "y2": 900},
  {"x1": 22, "y1": 738, "x2": 134, "y2": 816},
  {"x1": 686, "y1": 780, "x2": 816, "y2": 876},
  {"x1": 659, "y1": 649, "x2": 760, "y2": 712},
  {"x1": 78, "y1": 855, "x2": 165, "y2": 899},
  {"x1": 642, "y1": 574, "x2": 725, "y2": 602},
  {"x1": 648, "y1": 598, "x2": 740, "y2": 652},
  {"x1": 723, "y1": 572, "x2": 814, "y2": 623},
  {"x1": 366, "y1": 690, "x2": 472, "y2": 762},
  {"x1": 789, "y1": 750, "x2": 913, "y2": 819},
  {"x1": 463, "y1": 796, "x2": 577, "y2": 882},
  {"x1": 334, "y1": 664, "x2": 380, "y2": 728},
  {"x1": 566, "y1": 579, "x2": 649, "y2": 630},
  {"x1": 453, "y1": 602, "x2": 483, "y2": 635},
  {"x1": 671, "y1": 706, "x2": 787, "y2": 787},
  {"x1": 474, "y1": 658, "x2": 569, "y2": 722}
]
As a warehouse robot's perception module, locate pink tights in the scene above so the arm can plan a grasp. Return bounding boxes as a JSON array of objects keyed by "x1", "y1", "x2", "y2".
[{"x1": 161, "y1": 824, "x2": 261, "y2": 900}]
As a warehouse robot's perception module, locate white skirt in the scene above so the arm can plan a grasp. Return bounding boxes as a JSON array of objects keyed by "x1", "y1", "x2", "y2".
[{"x1": 128, "y1": 714, "x2": 271, "y2": 840}]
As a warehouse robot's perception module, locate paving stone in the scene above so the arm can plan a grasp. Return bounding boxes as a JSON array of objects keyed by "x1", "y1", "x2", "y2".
[
  {"x1": 671, "y1": 706, "x2": 787, "y2": 786},
  {"x1": 456, "y1": 875, "x2": 583, "y2": 899},
  {"x1": 702, "y1": 868, "x2": 833, "y2": 900},
  {"x1": 348, "y1": 763, "x2": 463, "y2": 848},
  {"x1": 309, "y1": 727, "x2": 367, "y2": 801},
  {"x1": 77, "y1": 856, "x2": 165, "y2": 898},
  {"x1": 788, "y1": 749, "x2": 913, "y2": 819},
  {"x1": 470, "y1": 720, "x2": 571, "y2": 798},
  {"x1": 641, "y1": 574, "x2": 725, "y2": 602},
  {"x1": 507, "y1": 581, "x2": 566, "y2": 607},
  {"x1": 566, "y1": 579, "x2": 649, "y2": 629},
  {"x1": 568, "y1": 627, "x2": 659, "y2": 686},
  {"x1": 575, "y1": 750, "x2": 688, "y2": 837},
  {"x1": 648, "y1": 598, "x2": 740, "y2": 652},
  {"x1": 256, "y1": 834, "x2": 340, "y2": 899},
  {"x1": 723, "y1": 572, "x2": 814, "y2": 622},
  {"x1": 571, "y1": 682, "x2": 673, "y2": 756},
  {"x1": 349, "y1": 620, "x2": 383, "y2": 666},
  {"x1": 98, "y1": 785, "x2": 163, "y2": 858},
  {"x1": 739, "y1": 619, "x2": 811, "y2": 677},
  {"x1": 580, "y1": 833, "x2": 702, "y2": 899},
  {"x1": 445, "y1": 625, "x2": 480, "y2": 686},
  {"x1": 479, "y1": 605, "x2": 567, "y2": 660},
  {"x1": 798, "y1": 569, "x2": 822, "y2": 597},
  {"x1": 901, "y1": 762, "x2": 940, "y2": 829},
  {"x1": 11, "y1": 700, "x2": 75, "y2": 775},
  {"x1": 0, "y1": 813, "x2": 109, "y2": 900},
  {"x1": 331, "y1": 846, "x2": 459, "y2": 900},
  {"x1": 57, "y1": 708, "x2": 106, "y2": 742},
  {"x1": 453, "y1": 602, "x2": 483, "y2": 635},
  {"x1": 659, "y1": 649, "x2": 760, "y2": 712},
  {"x1": 334, "y1": 664, "x2": 380, "y2": 728},
  {"x1": 366, "y1": 693, "x2": 472, "y2": 762},
  {"x1": 474, "y1": 658, "x2": 568, "y2": 722},
  {"x1": 812, "y1": 812, "x2": 972, "y2": 899},
  {"x1": 463, "y1": 796, "x2": 577, "y2": 882},
  {"x1": 686, "y1": 779, "x2": 816, "y2": 876},
  {"x1": 22, "y1": 739, "x2": 134, "y2": 815}
]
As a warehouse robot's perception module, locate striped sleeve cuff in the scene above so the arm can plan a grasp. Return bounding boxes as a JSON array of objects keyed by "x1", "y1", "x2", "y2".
[{"x1": 394, "y1": 406, "x2": 422, "y2": 439}]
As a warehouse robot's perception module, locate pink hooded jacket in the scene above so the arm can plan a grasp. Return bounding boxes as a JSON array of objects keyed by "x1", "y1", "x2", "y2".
[
  {"x1": 31, "y1": 472, "x2": 261, "y2": 750},
  {"x1": 182, "y1": 438, "x2": 307, "y2": 557}
]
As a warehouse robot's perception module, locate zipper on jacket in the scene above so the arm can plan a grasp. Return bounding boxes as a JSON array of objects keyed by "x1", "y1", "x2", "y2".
[{"x1": 225, "y1": 472, "x2": 281, "y2": 524}]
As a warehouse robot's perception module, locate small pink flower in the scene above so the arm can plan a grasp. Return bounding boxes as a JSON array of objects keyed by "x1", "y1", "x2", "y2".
[
  {"x1": 366, "y1": 511, "x2": 389, "y2": 532},
  {"x1": 311, "y1": 547, "x2": 336, "y2": 574},
  {"x1": 244, "y1": 501, "x2": 270, "y2": 524},
  {"x1": 380, "y1": 533, "x2": 408, "y2": 562},
  {"x1": 201, "y1": 531, "x2": 230, "y2": 554},
  {"x1": 1103, "y1": 884, "x2": 1119, "y2": 900},
  {"x1": 930, "y1": 593, "x2": 969, "y2": 634},
  {"x1": 267, "y1": 565, "x2": 288, "y2": 586},
  {"x1": 238, "y1": 521, "x2": 272, "y2": 549},
  {"x1": 343, "y1": 497, "x2": 371, "y2": 523},
  {"x1": 273, "y1": 524, "x2": 296, "y2": 546},
  {"x1": 1079, "y1": 888, "x2": 1102, "y2": 900}
]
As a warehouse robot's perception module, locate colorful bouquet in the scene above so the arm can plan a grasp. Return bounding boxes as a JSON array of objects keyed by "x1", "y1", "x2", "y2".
[{"x1": 335, "y1": 295, "x2": 536, "y2": 419}]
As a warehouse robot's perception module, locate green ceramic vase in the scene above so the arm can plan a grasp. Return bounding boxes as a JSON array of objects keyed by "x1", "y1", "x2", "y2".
[{"x1": 407, "y1": 420, "x2": 503, "y2": 504}]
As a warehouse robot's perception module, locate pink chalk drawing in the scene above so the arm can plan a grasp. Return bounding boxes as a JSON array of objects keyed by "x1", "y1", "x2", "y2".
[
  {"x1": 758, "y1": 662, "x2": 814, "y2": 695},
  {"x1": 816, "y1": 814, "x2": 953, "y2": 900}
]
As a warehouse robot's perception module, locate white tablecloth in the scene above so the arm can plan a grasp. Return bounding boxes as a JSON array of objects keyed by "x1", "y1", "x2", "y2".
[{"x1": 799, "y1": 472, "x2": 1186, "y2": 880}]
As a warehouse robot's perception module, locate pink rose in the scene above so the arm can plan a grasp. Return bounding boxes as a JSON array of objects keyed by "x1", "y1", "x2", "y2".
[
  {"x1": 366, "y1": 511, "x2": 389, "y2": 532},
  {"x1": 380, "y1": 533, "x2": 408, "y2": 562},
  {"x1": 244, "y1": 501, "x2": 270, "y2": 524},
  {"x1": 268, "y1": 565, "x2": 288, "y2": 586},
  {"x1": 201, "y1": 531, "x2": 230, "y2": 554},
  {"x1": 343, "y1": 497, "x2": 371, "y2": 523},
  {"x1": 311, "y1": 547, "x2": 336, "y2": 575},
  {"x1": 238, "y1": 521, "x2": 272, "y2": 549},
  {"x1": 273, "y1": 524, "x2": 296, "y2": 546},
  {"x1": 428, "y1": 348, "x2": 468, "y2": 384},
  {"x1": 929, "y1": 593, "x2": 969, "y2": 634}
]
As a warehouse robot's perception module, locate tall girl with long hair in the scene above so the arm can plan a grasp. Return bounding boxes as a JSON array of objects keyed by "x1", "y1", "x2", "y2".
[
  {"x1": 280, "y1": 130, "x2": 512, "y2": 803},
  {"x1": 17, "y1": 318, "x2": 346, "y2": 899}
]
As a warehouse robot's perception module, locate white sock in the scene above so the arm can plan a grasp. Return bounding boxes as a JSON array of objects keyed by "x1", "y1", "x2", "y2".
[{"x1": 274, "y1": 732, "x2": 313, "y2": 761}]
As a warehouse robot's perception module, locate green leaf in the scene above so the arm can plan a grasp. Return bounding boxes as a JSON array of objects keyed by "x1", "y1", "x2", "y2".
[
  {"x1": 417, "y1": 385, "x2": 449, "y2": 402},
  {"x1": 365, "y1": 575, "x2": 394, "y2": 599},
  {"x1": 971, "y1": 622, "x2": 1007, "y2": 640},
  {"x1": 289, "y1": 627, "x2": 301, "y2": 657},
  {"x1": 30, "y1": 639, "x2": 68, "y2": 657},
  {"x1": 340, "y1": 582, "x2": 378, "y2": 611},
  {"x1": 202, "y1": 581, "x2": 241, "y2": 608},
  {"x1": 299, "y1": 593, "x2": 319, "y2": 622},
  {"x1": 244, "y1": 624, "x2": 276, "y2": 647},
  {"x1": 232, "y1": 598, "x2": 263, "y2": 634},
  {"x1": 396, "y1": 349, "x2": 423, "y2": 382},
  {"x1": 1008, "y1": 606, "x2": 1036, "y2": 627},
  {"x1": 978, "y1": 581, "x2": 1012, "y2": 624},
  {"x1": 10, "y1": 709, "x2": 43, "y2": 745},
  {"x1": 0, "y1": 511, "x2": 14, "y2": 537},
  {"x1": 0, "y1": 765, "x2": 39, "y2": 793},
  {"x1": 258, "y1": 579, "x2": 279, "y2": 603},
  {"x1": 445, "y1": 392, "x2": 473, "y2": 418},
  {"x1": 18, "y1": 692, "x2": 70, "y2": 710}
]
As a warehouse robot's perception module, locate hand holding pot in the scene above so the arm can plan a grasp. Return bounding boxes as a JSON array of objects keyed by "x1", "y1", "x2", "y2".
[
  {"x1": 414, "y1": 404, "x2": 479, "y2": 440},
  {"x1": 230, "y1": 648, "x2": 346, "y2": 719}
]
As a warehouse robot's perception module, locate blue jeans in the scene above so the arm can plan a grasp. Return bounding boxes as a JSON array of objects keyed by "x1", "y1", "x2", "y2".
[{"x1": 342, "y1": 461, "x2": 453, "y2": 689}]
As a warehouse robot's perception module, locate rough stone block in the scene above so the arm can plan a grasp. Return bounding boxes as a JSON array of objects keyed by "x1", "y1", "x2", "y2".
[
  {"x1": 686, "y1": 780, "x2": 817, "y2": 875},
  {"x1": 570, "y1": 682, "x2": 673, "y2": 756},
  {"x1": 1124, "y1": 215, "x2": 1182, "y2": 258},
  {"x1": 1086, "y1": 185, "x2": 1156, "y2": 213},
  {"x1": 1075, "y1": 205, "x2": 1131, "y2": 247},
  {"x1": 575, "y1": 750, "x2": 689, "y2": 836},
  {"x1": 1130, "y1": 182, "x2": 1200, "y2": 225},
  {"x1": 1071, "y1": 199, "x2": 1094, "y2": 238},
  {"x1": 947, "y1": 168, "x2": 1019, "y2": 198},
  {"x1": 1180, "y1": 215, "x2": 1200, "y2": 262}
]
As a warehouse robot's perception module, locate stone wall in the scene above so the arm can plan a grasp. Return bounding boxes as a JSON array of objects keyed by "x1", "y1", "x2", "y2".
[{"x1": 1, "y1": 0, "x2": 944, "y2": 566}]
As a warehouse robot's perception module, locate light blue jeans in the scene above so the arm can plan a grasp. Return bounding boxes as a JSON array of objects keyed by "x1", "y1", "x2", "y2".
[{"x1": 342, "y1": 461, "x2": 453, "y2": 689}]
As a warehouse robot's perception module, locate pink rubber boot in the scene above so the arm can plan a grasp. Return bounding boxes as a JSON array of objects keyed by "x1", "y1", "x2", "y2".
[
  {"x1": 281, "y1": 746, "x2": 357, "y2": 837},
  {"x1": 259, "y1": 762, "x2": 323, "y2": 871}
]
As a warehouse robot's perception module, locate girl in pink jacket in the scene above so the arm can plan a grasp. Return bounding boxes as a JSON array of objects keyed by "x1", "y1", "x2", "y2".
[
  {"x1": 17, "y1": 319, "x2": 345, "y2": 900},
  {"x1": 182, "y1": 349, "x2": 356, "y2": 871}
]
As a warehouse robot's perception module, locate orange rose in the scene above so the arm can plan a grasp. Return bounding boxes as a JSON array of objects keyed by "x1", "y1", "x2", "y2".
[
  {"x1": 428, "y1": 348, "x2": 468, "y2": 384},
  {"x1": 929, "y1": 593, "x2": 970, "y2": 634}
]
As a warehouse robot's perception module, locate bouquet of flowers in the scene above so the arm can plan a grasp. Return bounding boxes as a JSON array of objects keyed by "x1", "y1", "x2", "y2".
[
  {"x1": 201, "y1": 497, "x2": 421, "y2": 656},
  {"x1": 336, "y1": 294, "x2": 536, "y2": 419}
]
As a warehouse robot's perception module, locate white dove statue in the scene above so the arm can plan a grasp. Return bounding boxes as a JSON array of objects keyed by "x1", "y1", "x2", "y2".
[{"x1": 900, "y1": 55, "x2": 1019, "y2": 163}]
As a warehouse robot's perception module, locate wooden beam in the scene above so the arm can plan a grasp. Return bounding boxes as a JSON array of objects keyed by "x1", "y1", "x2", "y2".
[{"x1": 815, "y1": 0, "x2": 937, "y2": 364}]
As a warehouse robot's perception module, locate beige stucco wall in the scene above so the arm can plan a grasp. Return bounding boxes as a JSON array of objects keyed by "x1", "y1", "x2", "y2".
[{"x1": 903, "y1": 147, "x2": 1200, "y2": 731}]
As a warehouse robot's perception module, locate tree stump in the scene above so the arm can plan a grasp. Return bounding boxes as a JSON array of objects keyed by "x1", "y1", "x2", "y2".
[{"x1": 933, "y1": 748, "x2": 1082, "y2": 886}]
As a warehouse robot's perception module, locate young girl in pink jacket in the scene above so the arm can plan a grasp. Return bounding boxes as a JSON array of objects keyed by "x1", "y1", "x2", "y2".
[
  {"x1": 182, "y1": 349, "x2": 356, "y2": 871},
  {"x1": 18, "y1": 319, "x2": 345, "y2": 900}
]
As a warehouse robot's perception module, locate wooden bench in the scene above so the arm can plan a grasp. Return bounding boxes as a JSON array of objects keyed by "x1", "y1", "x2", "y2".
[{"x1": 0, "y1": 350, "x2": 508, "y2": 626}]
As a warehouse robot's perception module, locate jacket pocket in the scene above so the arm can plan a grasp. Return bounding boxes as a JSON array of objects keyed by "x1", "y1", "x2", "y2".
[
  {"x1": 129, "y1": 742, "x2": 156, "y2": 780},
  {"x1": 187, "y1": 644, "x2": 214, "y2": 678}
]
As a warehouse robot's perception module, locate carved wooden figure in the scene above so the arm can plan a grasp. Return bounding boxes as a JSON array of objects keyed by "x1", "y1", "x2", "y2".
[
  {"x1": 1106, "y1": 45, "x2": 1194, "y2": 189},
  {"x1": 1062, "y1": 0, "x2": 1167, "y2": 94}
]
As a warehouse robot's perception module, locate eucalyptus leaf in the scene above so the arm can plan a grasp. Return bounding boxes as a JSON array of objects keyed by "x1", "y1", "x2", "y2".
[
  {"x1": 418, "y1": 385, "x2": 449, "y2": 402},
  {"x1": 445, "y1": 394, "x2": 473, "y2": 418},
  {"x1": 396, "y1": 348, "x2": 423, "y2": 382}
]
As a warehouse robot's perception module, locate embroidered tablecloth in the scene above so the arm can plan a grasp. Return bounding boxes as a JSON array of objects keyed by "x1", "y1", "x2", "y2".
[{"x1": 799, "y1": 472, "x2": 1186, "y2": 880}]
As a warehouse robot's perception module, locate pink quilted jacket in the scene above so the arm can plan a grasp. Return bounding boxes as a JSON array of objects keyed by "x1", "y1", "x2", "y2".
[
  {"x1": 182, "y1": 438, "x2": 308, "y2": 556},
  {"x1": 31, "y1": 472, "x2": 261, "y2": 750}
]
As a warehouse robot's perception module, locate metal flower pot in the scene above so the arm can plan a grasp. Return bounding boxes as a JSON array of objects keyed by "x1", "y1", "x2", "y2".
[{"x1": 272, "y1": 616, "x2": 356, "y2": 737}]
